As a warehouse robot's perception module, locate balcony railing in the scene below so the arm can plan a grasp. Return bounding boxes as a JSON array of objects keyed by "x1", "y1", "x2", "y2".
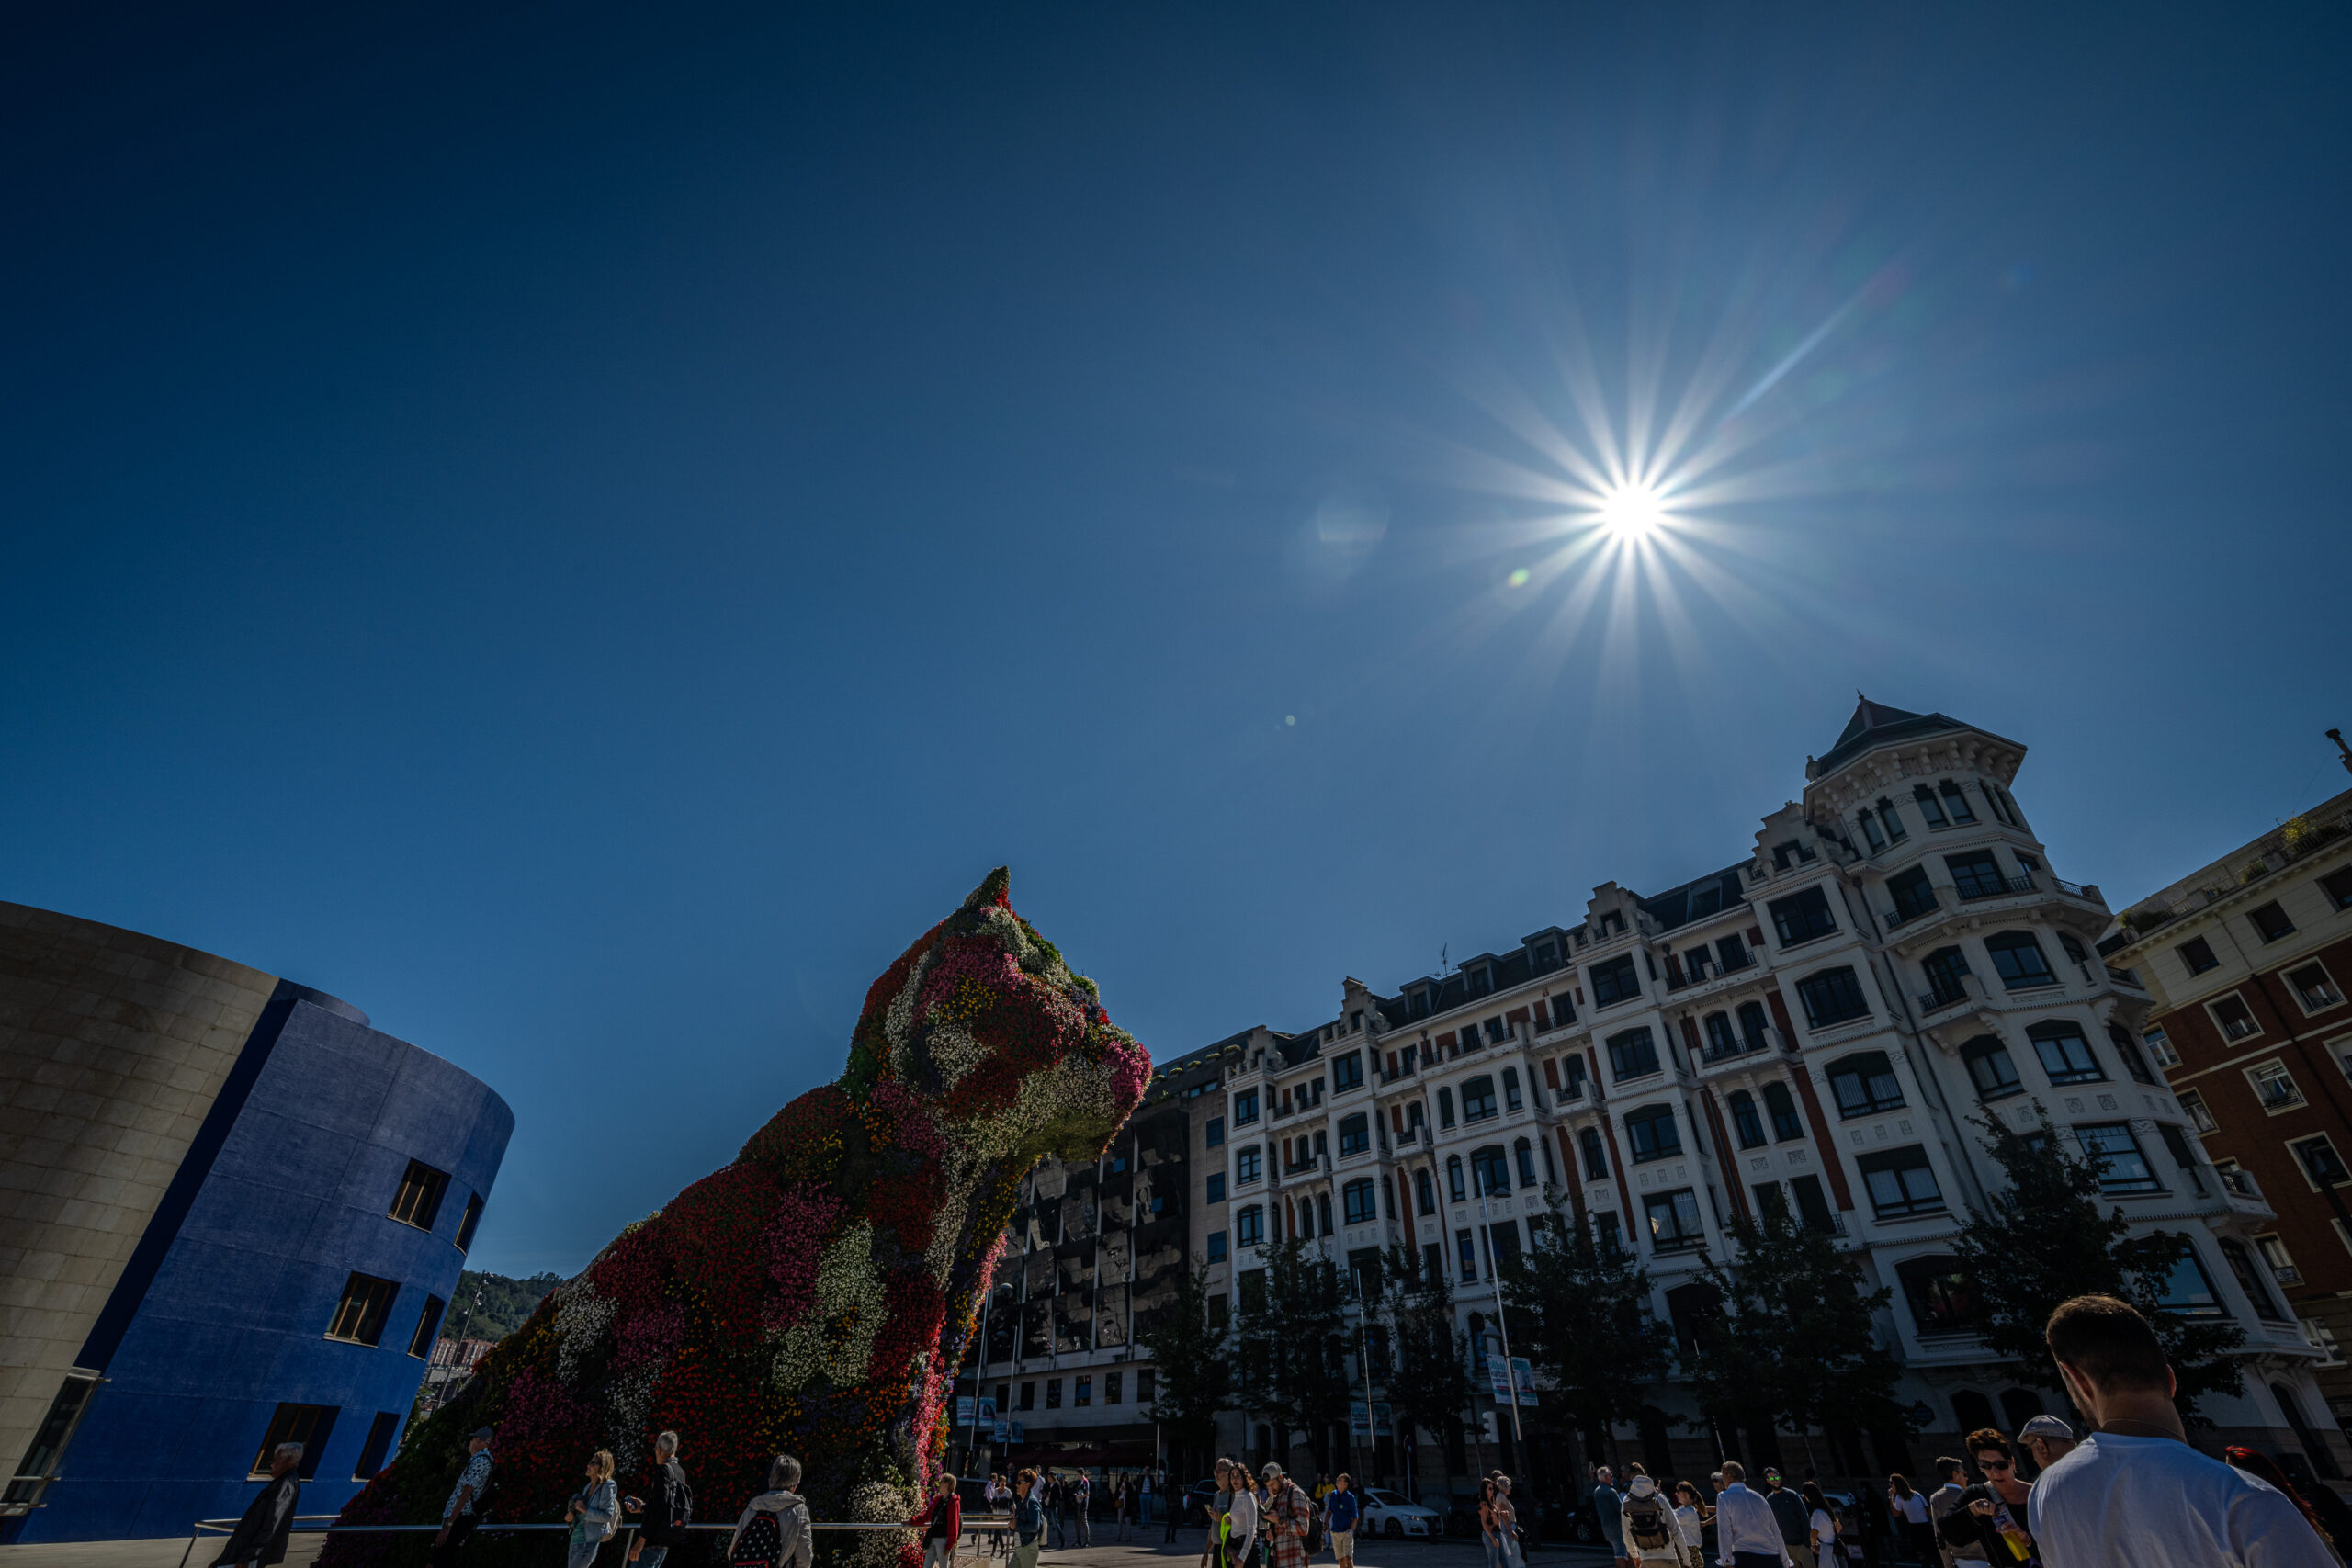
[
  {"x1": 1700, "y1": 1033, "x2": 1774, "y2": 1065},
  {"x1": 1883, "y1": 892, "x2": 1939, "y2": 930},
  {"x1": 2220, "y1": 1168, "x2": 2263, "y2": 1201},
  {"x1": 2106, "y1": 965, "x2": 2144, "y2": 990},
  {"x1": 1666, "y1": 951, "x2": 1757, "y2": 991},
  {"x1": 1955, "y1": 874, "x2": 2037, "y2": 903}
]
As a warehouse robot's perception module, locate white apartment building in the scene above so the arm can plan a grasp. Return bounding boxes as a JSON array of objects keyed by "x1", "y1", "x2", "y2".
[{"x1": 1180, "y1": 699, "x2": 2345, "y2": 1495}]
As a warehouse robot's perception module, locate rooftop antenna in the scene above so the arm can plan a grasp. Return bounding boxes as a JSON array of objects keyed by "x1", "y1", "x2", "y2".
[
  {"x1": 2331, "y1": 729, "x2": 2352, "y2": 779},
  {"x1": 1439, "y1": 943, "x2": 1450, "y2": 975}
]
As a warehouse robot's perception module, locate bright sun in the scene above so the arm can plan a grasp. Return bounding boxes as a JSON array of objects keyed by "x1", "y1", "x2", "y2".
[{"x1": 1595, "y1": 481, "x2": 1668, "y2": 539}]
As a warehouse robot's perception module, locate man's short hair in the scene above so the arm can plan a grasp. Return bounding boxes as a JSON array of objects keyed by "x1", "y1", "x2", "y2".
[
  {"x1": 2046, "y1": 1292, "x2": 2170, "y2": 1393},
  {"x1": 655, "y1": 1430, "x2": 680, "y2": 1455},
  {"x1": 1717, "y1": 1461, "x2": 1744, "y2": 1483},
  {"x1": 274, "y1": 1442, "x2": 304, "y2": 1461},
  {"x1": 941, "y1": 1472, "x2": 959, "y2": 1489},
  {"x1": 1935, "y1": 1457, "x2": 1962, "y2": 1482},
  {"x1": 770, "y1": 1454, "x2": 803, "y2": 1490},
  {"x1": 1966, "y1": 1428, "x2": 2012, "y2": 1461}
]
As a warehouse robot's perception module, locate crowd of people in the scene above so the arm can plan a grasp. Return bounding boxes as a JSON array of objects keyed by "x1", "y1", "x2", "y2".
[{"x1": 206, "y1": 1294, "x2": 2343, "y2": 1568}]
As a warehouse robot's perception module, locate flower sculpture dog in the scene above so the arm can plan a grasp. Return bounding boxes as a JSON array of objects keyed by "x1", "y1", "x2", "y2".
[{"x1": 326, "y1": 869, "x2": 1148, "y2": 1565}]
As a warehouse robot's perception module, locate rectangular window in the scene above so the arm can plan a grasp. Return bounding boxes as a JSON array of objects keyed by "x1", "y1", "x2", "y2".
[
  {"x1": 1018, "y1": 1382, "x2": 1035, "y2": 1411},
  {"x1": 1205, "y1": 1116, "x2": 1225, "y2": 1147},
  {"x1": 390, "y1": 1160, "x2": 451, "y2": 1231},
  {"x1": 2179, "y1": 1089, "x2": 2219, "y2": 1134},
  {"x1": 1887, "y1": 867, "x2": 1937, "y2": 923},
  {"x1": 1207, "y1": 1229, "x2": 1228, "y2": 1262},
  {"x1": 1984, "y1": 931, "x2": 2057, "y2": 989},
  {"x1": 2030, "y1": 1023, "x2": 2104, "y2": 1086},
  {"x1": 1913, "y1": 784, "x2": 1949, "y2": 828},
  {"x1": 1461, "y1": 1077, "x2": 1499, "y2": 1121},
  {"x1": 2158, "y1": 1122, "x2": 2207, "y2": 1194},
  {"x1": 1625, "y1": 1105, "x2": 1681, "y2": 1163},
  {"x1": 1828, "y1": 1052, "x2": 1904, "y2": 1117},
  {"x1": 2144, "y1": 1026, "x2": 2178, "y2": 1068},
  {"x1": 1136, "y1": 1368, "x2": 1156, "y2": 1404},
  {"x1": 454, "y1": 1192, "x2": 484, "y2": 1253},
  {"x1": 2293, "y1": 1135, "x2": 2350, "y2": 1189},
  {"x1": 1233, "y1": 1090, "x2": 1259, "y2": 1125},
  {"x1": 1964, "y1": 1037, "x2": 2022, "y2": 1100},
  {"x1": 2248, "y1": 902, "x2": 2297, "y2": 943},
  {"x1": 1236, "y1": 1204, "x2": 1264, "y2": 1247},
  {"x1": 2210, "y1": 993, "x2": 2261, "y2": 1042},
  {"x1": 1606, "y1": 1027, "x2": 1659, "y2": 1081},
  {"x1": 2076, "y1": 1122, "x2": 2164, "y2": 1194},
  {"x1": 1768, "y1": 886, "x2": 1838, "y2": 947},
  {"x1": 2324, "y1": 867, "x2": 2352, "y2": 912},
  {"x1": 2289, "y1": 964, "x2": 2344, "y2": 1012},
  {"x1": 1939, "y1": 780, "x2": 1976, "y2": 823},
  {"x1": 1046, "y1": 1379, "x2": 1062, "y2": 1409},
  {"x1": 1343, "y1": 1179, "x2": 1376, "y2": 1224},
  {"x1": 1235, "y1": 1145, "x2": 1261, "y2": 1184},
  {"x1": 1337, "y1": 1112, "x2": 1370, "y2": 1156},
  {"x1": 252, "y1": 1403, "x2": 338, "y2": 1480},
  {"x1": 1331, "y1": 1052, "x2": 1363, "y2": 1092},
  {"x1": 2248, "y1": 1060, "x2": 2305, "y2": 1113},
  {"x1": 1717, "y1": 933, "x2": 1751, "y2": 971},
  {"x1": 406, "y1": 1294, "x2": 447, "y2": 1359},
  {"x1": 1789, "y1": 1173, "x2": 1836, "y2": 1235},
  {"x1": 2178, "y1": 936, "x2": 2221, "y2": 976},
  {"x1": 2303, "y1": 1319, "x2": 2345, "y2": 1367},
  {"x1": 1945, "y1": 851, "x2": 2009, "y2": 901},
  {"x1": 1877, "y1": 802, "x2": 1909, "y2": 844},
  {"x1": 2155, "y1": 1247, "x2": 2226, "y2": 1317},
  {"x1": 1074, "y1": 1376, "x2": 1091, "y2": 1406},
  {"x1": 1644, "y1": 1189, "x2": 1705, "y2": 1252},
  {"x1": 1859, "y1": 810, "x2": 1887, "y2": 853},
  {"x1": 1204, "y1": 1172, "x2": 1226, "y2": 1203},
  {"x1": 1590, "y1": 954, "x2": 1642, "y2": 1007},
  {"x1": 1856, "y1": 1146, "x2": 1944, "y2": 1218},
  {"x1": 1796, "y1": 967, "x2": 1871, "y2": 1029},
  {"x1": 1457, "y1": 1228, "x2": 1478, "y2": 1282},
  {"x1": 1104, "y1": 1371, "x2": 1122, "y2": 1404},
  {"x1": 1752, "y1": 1181, "x2": 1788, "y2": 1222},
  {"x1": 352, "y1": 1411, "x2": 400, "y2": 1482},
  {"x1": 325, "y1": 1274, "x2": 400, "y2": 1347},
  {"x1": 1593, "y1": 1211, "x2": 1624, "y2": 1258}
]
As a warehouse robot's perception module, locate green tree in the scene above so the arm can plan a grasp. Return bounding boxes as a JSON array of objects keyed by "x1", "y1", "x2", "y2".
[
  {"x1": 1139, "y1": 1261, "x2": 1231, "y2": 1478},
  {"x1": 1234, "y1": 1237, "x2": 1354, "y2": 1472},
  {"x1": 1381, "y1": 1243, "x2": 1470, "y2": 1493},
  {"x1": 1499, "y1": 1211, "x2": 1670, "y2": 1460},
  {"x1": 1688, "y1": 1204, "x2": 1906, "y2": 1476},
  {"x1": 1950, "y1": 1111, "x2": 2245, "y2": 1410}
]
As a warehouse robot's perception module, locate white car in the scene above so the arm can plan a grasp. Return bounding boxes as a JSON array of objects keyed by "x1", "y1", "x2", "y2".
[{"x1": 1353, "y1": 1488, "x2": 1442, "y2": 1539}]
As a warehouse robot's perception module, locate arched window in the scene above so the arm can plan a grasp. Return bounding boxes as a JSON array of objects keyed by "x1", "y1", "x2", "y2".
[
  {"x1": 1922, "y1": 946, "x2": 1971, "y2": 1007},
  {"x1": 1962, "y1": 1034, "x2": 2022, "y2": 1100},
  {"x1": 1581, "y1": 1127, "x2": 1610, "y2": 1181},
  {"x1": 1625, "y1": 1105, "x2": 1681, "y2": 1163},
  {"x1": 1317, "y1": 1191, "x2": 1334, "y2": 1235},
  {"x1": 1515, "y1": 1136, "x2": 1537, "y2": 1187},
  {"x1": 1471, "y1": 1145, "x2": 1510, "y2": 1194},
  {"x1": 1736, "y1": 1000, "x2": 1771, "y2": 1050},
  {"x1": 1999, "y1": 1389, "x2": 2044, "y2": 1434},
  {"x1": 1828, "y1": 1051, "x2": 1905, "y2": 1118},
  {"x1": 1951, "y1": 1390, "x2": 1997, "y2": 1437},
  {"x1": 2027, "y1": 1021, "x2": 2104, "y2": 1085},
  {"x1": 1502, "y1": 1066, "x2": 1523, "y2": 1111},
  {"x1": 1415, "y1": 1168, "x2": 1437, "y2": 1215},
  {"x1": 1342, "y1": 1178, "x2": 1376, "y2": 1225},
  {"x1": 1729, "y1": 1091, "x2": 1766, "y2": 1149},
  {"x1": 1762, "y1": 1082, "x2": 1803, "y2": 1141},
  {"x1": 1437, "y1": 1087, "x2": 1457, "y2": 1128},
  {"x1": 1447, "y1": 1155, "x2": 1466, "y2": 1202},
  {"x1": 1703, "y1": 1013, "x2": 1738, "y2": 1056}
]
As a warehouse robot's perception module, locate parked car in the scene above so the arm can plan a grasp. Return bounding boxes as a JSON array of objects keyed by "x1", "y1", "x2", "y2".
[
  {"x1": 1182, "y1": 1479, "x2": 1223, "y2": 1527},
  {"x1": 1354, "y1": 1487, "x2": 1443, "y2": 1539},
  {"x1": 1537, "y1": 1496, "x2": 1602, "y2": 1547}
]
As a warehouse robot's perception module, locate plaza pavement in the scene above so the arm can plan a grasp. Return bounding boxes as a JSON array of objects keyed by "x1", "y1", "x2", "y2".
[{"x1": 0, "y1": 1527, "x2": 1612, "y2": 1568}]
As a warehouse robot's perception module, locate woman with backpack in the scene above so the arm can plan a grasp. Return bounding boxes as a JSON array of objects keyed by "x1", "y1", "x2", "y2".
[
  {"x1": 1012, "y1": 1469, "x2": 1046, "y2": 1568},
  {"x1": 729, "y1": 1455, "x2": 812, "y2": 1568},
  {"x1": 564, "y1": 1451, "x2": 621, "y2": 1568}
]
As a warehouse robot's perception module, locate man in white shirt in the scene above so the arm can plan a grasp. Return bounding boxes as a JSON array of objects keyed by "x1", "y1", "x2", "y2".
[
  {"x1": 2028, "y1": 1294, "x2": 2333, "y2": 1568},
  {"x1": 1711, "y1": 1461, "x2": 1792, "y2": 1568}
]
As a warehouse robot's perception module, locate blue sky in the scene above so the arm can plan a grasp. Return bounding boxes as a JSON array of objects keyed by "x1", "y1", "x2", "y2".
[{"x1": 5, "y1": 6, "x2": 2346, "y2": 1274}]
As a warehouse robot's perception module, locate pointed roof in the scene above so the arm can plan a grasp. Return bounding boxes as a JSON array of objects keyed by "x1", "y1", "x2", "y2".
[{"x1": 1810, "y1": 695, "x2": 1969, "y2": 777}]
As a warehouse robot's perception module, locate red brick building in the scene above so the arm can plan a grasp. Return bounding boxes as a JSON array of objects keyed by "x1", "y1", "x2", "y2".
[{"x1": 2104, "y1": 784, "x2": 2352, "y2": 1465}]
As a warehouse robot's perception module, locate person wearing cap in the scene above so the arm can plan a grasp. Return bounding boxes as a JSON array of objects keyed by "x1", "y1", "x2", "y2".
[
  {"x1": 2016, "y1": 1417, "x2": 2075, "y2": 1477},
  {"x1": 1262, "y1": 1464, "x2": 1311, "y2": 1568},
  {"x1": 434, "y1": 1428, "x2": 497, "y2": 1565}
]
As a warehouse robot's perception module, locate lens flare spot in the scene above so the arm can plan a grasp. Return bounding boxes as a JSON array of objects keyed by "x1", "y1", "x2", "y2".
[{"x1": 1507, "y1": 568, "x2": 1531, "y2": 588}]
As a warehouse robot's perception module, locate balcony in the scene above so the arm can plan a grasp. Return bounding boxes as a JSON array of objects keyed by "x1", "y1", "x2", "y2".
[
  {"x1": 1917, "y1": 973, "x2": 1982, "y2": 1015},
  {"x1": 1395, "y1": 1124, "x2": 1419, "y2": 1146},
  {"x1": 1665, "y1": 950, "x2": 1758, "y2": 993},
  {"x1": 2219, "y1": 1167, "x2": 2272, "y2": 1216},
  {"x1": 2106, "y1": 965, "x2": 2145, "y2": 992},
  {"x1": 1699, "y1": 1031, "x2": 1778, "y2": 1065},
  {"x1": 1883, "y1": 892, "x2": 1939, "y2": 931},
  {"x1": 1955, "y1": 874, "x2": 2037, "y2": 903}
]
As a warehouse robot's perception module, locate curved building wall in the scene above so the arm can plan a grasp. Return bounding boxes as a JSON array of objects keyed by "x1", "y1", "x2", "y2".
[{"x1": 0, "y1": 904, "x2": 513, "y2": 1542}]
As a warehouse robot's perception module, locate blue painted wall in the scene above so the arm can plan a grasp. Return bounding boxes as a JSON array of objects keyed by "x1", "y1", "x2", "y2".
[{"x1": 15, "y1": 990, "x2": 513, "y2": 1541}]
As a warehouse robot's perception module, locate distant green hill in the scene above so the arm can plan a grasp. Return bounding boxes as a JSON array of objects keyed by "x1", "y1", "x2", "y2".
[{"x1": 440, "y1": 1269, "x2": 566, "y2": 1344}]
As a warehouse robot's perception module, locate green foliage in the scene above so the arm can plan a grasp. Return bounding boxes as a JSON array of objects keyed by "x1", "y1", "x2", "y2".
[
  {"x1": 1234, "y1": 1237, "x2": 1354, "y2": 1472},
  {"x1": 441, "y1": 1269, "x2": 565, "y2": 1344},
  {"x1": 1499, "y1": 1213, "x2": 1669, "y2": 1438},
  {"x1": 1379, "y1": 1244, "x2": 1470, "y2": 1472},
  {"x1": 1688, "y1": 1205, "x2": 1906, "y2": 1449},
  {"x1": 1138, "y1": 1262, "x2": 1231, "y2": 1461},
  {"x1": 1950, "y1": 1111, "x2": 2245, "y2": 1411}
]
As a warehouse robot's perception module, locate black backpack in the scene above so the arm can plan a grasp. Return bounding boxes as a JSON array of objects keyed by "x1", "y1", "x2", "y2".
[
  {"x1": 1624, "y1": 1494, "x2": 1671, "y2": 1551},
  {"x1": 731, "y1": 1510, "x2": 782, "y2": 1567}
]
